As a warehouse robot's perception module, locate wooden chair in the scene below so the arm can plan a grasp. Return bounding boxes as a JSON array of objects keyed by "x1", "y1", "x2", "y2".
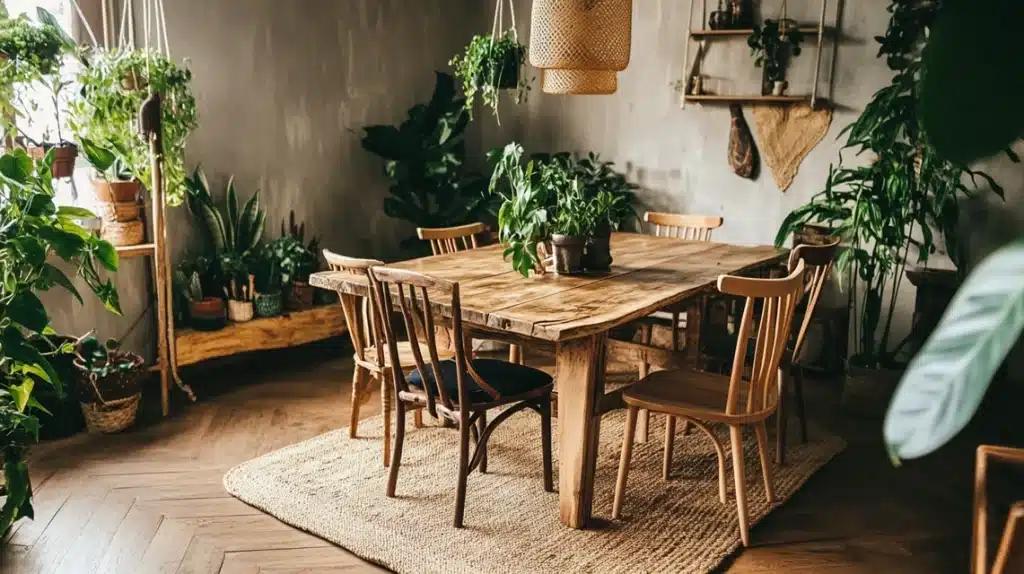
[
  {"x1": 635, "y1": 211, "x2": 725, "y2": 441},
  {"x1": 775, "y1": 238, "x2": 840, "y2": 464},
  {"x1": 417, "y1": 223, "x2": 526, "y2": 365},
  {"x1": 974, "y1": 445, "x2": 1024, "y2": 574},
  {"x1": 612, "y1": 261, "x2": 806, "y2": 547},
  {"x1": 366, "y1": 266, "x2": 554, "y2": 528},
  {"x1": 323, "y1": 250, "x2": 445, "y2": 466}
]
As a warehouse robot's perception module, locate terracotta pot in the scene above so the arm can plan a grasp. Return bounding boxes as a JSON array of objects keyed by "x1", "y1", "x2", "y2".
[
  {"x1": 227, "y1": 300, "x2": 255, "y2": 322},
  {"x1": 841, "y1": 362, "x2": 905, "y2": 418},
  {"x1": 188, "y1": 297, "x2": 226, "y2": 331},
  {"x1": 287, "y1": 282, "x2": 315, "y2": 311},
  {"x1": 91, "y1": 179, "x2": 142, "y2": 203},
  {"x1": 29, "y1": 144, "x2": 78, "y2": 179},
  {"x1": 551, "y1": 234, "x2": 587, "y2": 275}
]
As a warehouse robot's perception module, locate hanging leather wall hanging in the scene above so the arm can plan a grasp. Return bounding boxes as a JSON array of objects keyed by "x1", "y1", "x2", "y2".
[
  {"x1": 728, "y1": 104, "x2": 759, "y2": 179},
  {"x1": 751, "y1": 104, "x2": 833, "y2": 191},
  {"x1": 530, "y1": 0, "x2": 633, "y2": 95}
]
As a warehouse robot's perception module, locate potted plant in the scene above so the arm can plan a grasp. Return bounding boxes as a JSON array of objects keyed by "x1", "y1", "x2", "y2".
[
  {"x1": 252, "y1": 246, "x2": 284, "y2": 317},
  {"x1": 220, "y1": 252, "x2": 255, "y2": 322},
  {"x1": 72, "y1": 335, "x2": 144, "y2": 434},
  {"x1": 185, "y1": 166, "x2": 266, "y2": 257},
  {"x1": 490, "y1": 143, "x2": 553, "y2": 277},
  {"x1": 584, "y1": 191, "x2": 624, "y2": 272},
  {"x1": 449, "y1": 29, "x2": 529, "y2": 123},
  {"x1": 776, "y1": 0, "x2": 1009, "y2": 416},
  {"x1": 747, "y1": 19, "x2": 804, "y2": 96},
  {"x1": 550, "y1": 179, "x2": 592, "y2": 275},
  {"x1": 80, "y1": 137, "x2": 140, "y2": 206},
  {"x1": 177, "y1": 269, "x2": 226, "y2": 331},
  {"x1": 271, "y1": 235, "x2": 317, "y2": 310}
]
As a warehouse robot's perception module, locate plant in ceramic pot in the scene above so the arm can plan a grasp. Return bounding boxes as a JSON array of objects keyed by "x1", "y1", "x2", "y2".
[
  {"x1": 0, "y1": 148, "x2": 122, "y2": 535},
  {"x1": 583, "y1": 191, "x2": 625, "y2": 272},
  {"x1": 549, "y1": 179, "x2": 593, "y2": 275},
  {"x1": 252, "y1": 246, "x2": 283, "y2": 317},
  {"x1": 449, "y1": 29, "x2": 530, "y2": 123},
  {"x1": 185, "y1": 166, "x2": 266, "y2": 256},
  {"x1": 490, "y1": 143, "x2": 552, "y2": 277},
  {"x1": 72, "y1": 335, "x2": 144, "y2": 434},
  {"x1": 271, "y1": 235, "x2": 317, "y2": 310},
  {"x1": 177, "y1": 269, "x2": 225, "y2": 331},
  {"x1": 747, "y1": 19, "x2": 804, "y2": 95},
  {"x1": 219, "y1": 252, "x2": 254, "y2": 322},
  {"x1": 79, "y1": 136, "x2": 146, "y2": 246}
]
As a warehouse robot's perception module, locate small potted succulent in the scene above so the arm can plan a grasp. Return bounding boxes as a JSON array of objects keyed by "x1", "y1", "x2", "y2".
[
  {"x1": 220, "y1": 252, "x2": 255, "y2": 322},
  {"x1": 177, "y1": 269, "x2": 226, "y2": 331},
  {"x1": 550, "y1": 179, "x2": 592, "y2": 275},
  {"x1": 747, "y1": 19, "x2": 804, "y2": 96},
  {"x1": 253, "y1": 247, "x2": 284, "y2": 317},
  {"x1": 73, "y1": 334, "x2": 145, "y2": 434},
  {"x1": 449, "y1": 29, "x2": 530, "y2": 123}
]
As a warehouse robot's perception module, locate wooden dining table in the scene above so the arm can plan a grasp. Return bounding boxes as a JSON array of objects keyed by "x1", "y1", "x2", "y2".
[{"x1": 310, "y1": 232, "x2": 785, "y2": 529}]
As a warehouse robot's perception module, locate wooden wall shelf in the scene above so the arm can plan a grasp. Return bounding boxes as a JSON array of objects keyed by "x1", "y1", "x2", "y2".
[
  {"x1": 690, "y1": 26, "x2": 831, "y2": 38},
  {"x1": 175, "y1": 304, "x2": 348, "y2": 367},
  {"x1": 683, "y1": 94, "x2": 827, "y2": 106},
  {"x1": 115, "y1": 243, "x2": 156, "y2": 259}
]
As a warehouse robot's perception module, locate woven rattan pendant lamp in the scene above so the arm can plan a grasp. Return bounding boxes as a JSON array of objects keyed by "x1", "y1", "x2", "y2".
[{"x1": 530, "y1": 0, "x2": 633, "y2": 95}]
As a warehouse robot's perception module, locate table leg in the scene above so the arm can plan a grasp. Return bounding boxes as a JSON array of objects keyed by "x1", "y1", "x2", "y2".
[{"x1": 556, "y1": 333, "x2": 607, "y2": 529}]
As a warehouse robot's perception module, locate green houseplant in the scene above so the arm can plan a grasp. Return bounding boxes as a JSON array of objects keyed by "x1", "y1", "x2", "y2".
[
  {"x1": 271, "y1": 235, "x2": 317, "y2": 310},
  {"x1": 550, "y1": 179, "x2": 592, "y2": 275},
  {"x1": 1, "y1": 148, "x2": 121, "y2": 536},
  {"x1": 361, "y1": 72, "x2": 492, "y2": 252},
  {"x1": 252, "y1": 245, "x2": 283, "y2": 317},
  {"x1": 490, "y1": 143, "x2": 552, "y2": 277},
  {"x1": 175, "y1": 267, "x2": 225, "y2": 331},
  {"x1": 775, "y1": 0, "x2": 1009, "y2": 415},
  {"x1": 70, "y1": 48, "x2": 198, "y2": 206},
  {"x1": 529, "y1": 151, "x2": 639, "y2": 230},
  {"x1": 449, "y1": 29, "x2": 529, "y2": 123},
  {"x1": 747, "y1": 19, "x2": 804, "y2": 95},
  {"x1": 184, "y1": 166, "x2": 266, "y2": 257},
  {"x1": 584, "y1": 190, "x2": 625, "y2": 272},
  {"x1": 72, "y1": 335, "x2": 144, "y2": 434}
]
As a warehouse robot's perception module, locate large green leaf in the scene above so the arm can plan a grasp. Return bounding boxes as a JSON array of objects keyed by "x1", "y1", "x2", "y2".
[
  {"x1": 884, "y1": 241, "x2": 1024, "y2": 461},
  {"x1": 7, "y1": 291, "x2": 49, "y2": 333},
  {"x1": 200, "y1": 203, "x2": 227, "y2": 253},
  {"x1": 225, "y1": 176, "x2": 238, "y2": 251}
]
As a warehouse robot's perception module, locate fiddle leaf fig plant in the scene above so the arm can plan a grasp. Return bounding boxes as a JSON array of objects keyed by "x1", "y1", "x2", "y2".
[{"x1": 449, "y1": 29, "x2": 530, "y2": 123}]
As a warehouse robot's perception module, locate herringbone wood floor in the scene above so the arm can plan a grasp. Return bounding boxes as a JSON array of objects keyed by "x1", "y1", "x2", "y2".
[{"x1": 2, "y1": 340, "x2": 980, "y2": 573}]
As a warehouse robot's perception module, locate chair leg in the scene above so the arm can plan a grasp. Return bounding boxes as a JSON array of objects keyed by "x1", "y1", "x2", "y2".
[
  {"x1": 477, "y1": 412, "x2": 488, "y2": 474},
  {"x1": 509, "y1": 344, "x2": 522, "y2": 365},
  {"x1": 729, "y1": 425, "x2": 751, "y2": 547},
  {"x1": 755, "y1": 422, "x2": 775, "y2": 504},
  {"x1": 349, "y1": 366, "x2": 367, "y2": 438},
  {"x1": 382, "y1": 373, "x2": 392, "y2": 467},
  {"x1": 414, "y1": 409, "x2": 424, "y2": 428},
  {"x1": 386, "y1": 401, "x2": 407, "y2": 497},
  {"x1": 637, "y1": 325, "x2": 652, "y2": 443},
  {"x1": 775, "y1": 368, "x2": 789, "y2": 466},
  {"x1": 454, "y1": 414, "x2": 472, "y2": 528},
  {"x1": 663, "y1": 415, "x2": 677, "y2": 480},
  {"x1": 794, "y1": 366, "x2": 809, "y2": 443},
  {"x1": 540, "y1": 397, "x2": 554, "y2": 492},
  {"x1": 612, "y1": 406, "x2": 639, "y2": 520}
]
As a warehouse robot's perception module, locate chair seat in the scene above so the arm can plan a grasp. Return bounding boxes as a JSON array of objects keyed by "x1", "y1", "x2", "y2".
[
  {"x1": 408, "y1": 358, "x2": 553, "y2": 404},
  {"x1": 622, "y1": 369, "x2": 772, "y2": 424},
  {"x1": 359, "y1": 342, "x2": 454, "y2": 371}
]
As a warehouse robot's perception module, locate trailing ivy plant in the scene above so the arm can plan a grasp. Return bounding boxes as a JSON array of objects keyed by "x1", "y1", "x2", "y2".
[
  {"x1": 775, "y1": 0, "x2": 1011, "y2": 368},
  {"x1": 0, "y1": 11, "x2": 72, "y2": 144},
  {"x1": 70, "y1": 48, "x2": 199, "y2": 206},
  {"x1": 449, "y1": 30, "x2": 529, "y2": 123},
  {"x1": 747, "y1": 19, "x2": 804, "y2": 85},
  {"x1": 0, "y1": 149, "x2": 122, "y2": 536}
]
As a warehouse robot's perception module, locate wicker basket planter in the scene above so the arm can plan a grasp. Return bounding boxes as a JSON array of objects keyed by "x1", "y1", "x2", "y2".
[
  {"x1": 254, "y1": 292, "x2": 283, "y2": 317},
  {"x1": 74, "y1": 352, "x2": 145, "y2": 434},
  {"x1": 227, "y1": 299, "x2": 255, "y2": 322},
  {"x1": 96, "y1": 201, "x2": 141, "y2": 223},
  {"x1": 28, "y1": 143, "x2": 78, "y2": 179},
  {"x1": 101, "y1": 219, "x2": 145, "y2": 246}
]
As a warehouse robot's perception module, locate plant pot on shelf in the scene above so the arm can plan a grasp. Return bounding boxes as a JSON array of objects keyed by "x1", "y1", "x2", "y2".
[
  {"x1": 101, "y1": 219, "x2": 145, "y2": 246},
  {"x1": 74, "y1": 353, "x2": 145, "y2": 434},
  {"x1": 254, "y1": 292, "x2": 283, "y2": 317},
  {"x1": 91, "y1": 179, "x2": 142, "y2": 203},
  {"x1": 29, "y1": 143, "x2": 78, "y2": 179},
  {"x1": 227, "y1": 299, "x2": 254, "y2": 322},
  {"x1": 188, "y1": 297, "x2": 227, "y2": 331},
  {"x1": 583, "y1": 224, "x2": 613, "y2": 272},
  {"x1": 287, "y1": 281, "x2": 315, "y2": 311},
  {"x1": 841, "y1": 361, "x2": 905, "y2": 418},
  {"x1": 772, "y1": 80, "x2": 789, "y2": 96},
  {"x1": 551, "y1": 234, "x2": 587, "y2": 275}
]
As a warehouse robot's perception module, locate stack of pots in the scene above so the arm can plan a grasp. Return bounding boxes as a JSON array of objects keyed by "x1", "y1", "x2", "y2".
[
  {"x1": 92, "y1": 179, "x2": 145, "y2": 246},
  {"x1": 529, "y1": 0, "x2": 633, "y2": 95}
]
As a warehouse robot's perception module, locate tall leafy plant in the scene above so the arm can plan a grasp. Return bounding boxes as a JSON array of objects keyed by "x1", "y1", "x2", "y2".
[
  {"x1": 184, "y1": 166, "x2": 266, "y2": 257},
  {"x1": 529, "y1": 151, "x2": 639, "y2": 228},
  {"x1": 1, "y1": 149, "x2": 121, "y2": 535},
  {"x1": 490, "y1": 143, "x2": 551, "y2": 277},
  {"x1": 775, "y1": 0, "x2": 1008, "y2": 367},
  {"x1": 361, "y1": 72, "x2": 492, "y2": 247}
]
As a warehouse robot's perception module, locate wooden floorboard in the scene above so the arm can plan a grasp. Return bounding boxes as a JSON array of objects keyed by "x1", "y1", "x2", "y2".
[{"x1": 0, "y1": 340, "x2": 989, "y2": 573}]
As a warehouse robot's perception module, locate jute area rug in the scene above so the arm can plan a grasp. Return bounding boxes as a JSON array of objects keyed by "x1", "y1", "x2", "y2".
[{"x1": 225, "y1": 409, "x2": 845, "y2": 574}]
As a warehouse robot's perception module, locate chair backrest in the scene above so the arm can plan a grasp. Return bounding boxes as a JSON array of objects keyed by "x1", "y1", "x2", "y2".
[
  {"x1": 717, "y1": 260, "x2": 806, "y2": 417},
  {"x1": 644, "y1": 212, "x2": 724, "y2": 241},
  {"x1": 367, "y1": 267, "x2": 499, "y2": 417},
  {"x1": 787, "y1": 238, "x2": 840, "y2": 360},
  {"x1": 323, "y1": 249, "x2": 385, "y2": 365},
  {"x1": 417, "y1": 222, "x2": 488, "y2": 255}
]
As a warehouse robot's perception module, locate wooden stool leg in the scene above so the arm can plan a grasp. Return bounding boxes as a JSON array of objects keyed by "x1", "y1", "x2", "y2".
[
  {"x1": 636, "y1": 325, "x2": 652, "y2": 443},
  {"x1": 612, "y1": 406, "x2": 639, "y2": 520},
  {"x1": 729, "y1": 425, "x2": 751, "y2": 547},
  {"x1": 755, "y1": 422, "x2": 775, "y2": 504},
  {"x1": 663, "y1": 415, "x2": 677, "y2": 480},
  {"x1": 382, "y1": 372, "x2": 392, "y2": 467},
  {"x1": 349, "y1": 366, "x2": 367, "y2": 438}
]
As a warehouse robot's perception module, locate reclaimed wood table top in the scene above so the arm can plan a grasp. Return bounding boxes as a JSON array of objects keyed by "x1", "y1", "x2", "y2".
[{"x1": 310, "y1": 233, "x2": 786, "y2": 343}]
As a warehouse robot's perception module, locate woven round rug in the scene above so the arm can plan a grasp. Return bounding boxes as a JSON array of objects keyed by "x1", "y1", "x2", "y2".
[{"x1": 225, "y1": 408, "x2": 845, "y2": 574}]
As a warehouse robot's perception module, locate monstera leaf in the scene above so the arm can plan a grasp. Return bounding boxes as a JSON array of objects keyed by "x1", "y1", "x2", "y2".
[{"x1": 884, "y1": 241, "x2": 1024, "y2": 461}]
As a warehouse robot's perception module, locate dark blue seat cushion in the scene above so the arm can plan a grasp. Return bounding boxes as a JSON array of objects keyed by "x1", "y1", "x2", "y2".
[{"x1": 407, "y1": 358, "x2": 553, "y2": 403}]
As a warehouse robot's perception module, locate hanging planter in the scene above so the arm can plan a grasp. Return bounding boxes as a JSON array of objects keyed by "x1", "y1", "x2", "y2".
[
  {"x1": 450, "y1": 1, "x2": 531, "y2": 122},
  {"x1": 529, "y1": 0, "x2": 633, "y2": 94},
  {"x1": 27, "y1": 143, "x2": 78, "y2": 179}
]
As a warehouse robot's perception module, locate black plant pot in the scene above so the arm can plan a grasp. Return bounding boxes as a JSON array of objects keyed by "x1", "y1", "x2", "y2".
[
  {"x1": 487, "y1": 51, "x2": 521, "y2": 90},
  {"x1": 551, "y1": 234, "x2": 587, "y2": 275},
  {"x1": 583, "y1": 224, "x2": 613, "y2": 272}
]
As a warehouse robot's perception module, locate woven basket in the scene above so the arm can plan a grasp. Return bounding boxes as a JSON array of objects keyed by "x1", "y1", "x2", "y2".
[
  {"x1": 227, "y1": 299, "x2": 255, "y2": 322},
  {"x1": 530, "y1": 0, "x2": 632, "y2": 70},
  {"x1": 80, "y1": 394, "x2": 140, "y2": 434},
  {"x1": 101, "y1": 219, "x2": 145, "y2": 246},
  {"x1": 97, "y1": 201, "x2": 141, "y2": 223},
  {"x1": 542, "y1": 69, "x2": 617, "y2": 94}
]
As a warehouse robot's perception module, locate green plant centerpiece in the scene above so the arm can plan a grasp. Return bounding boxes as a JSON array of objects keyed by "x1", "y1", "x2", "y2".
[
  {"x1": 775, "y1": 0, "x2": 1010, "y2": 415},
  {"x1": 490, "y1": 143, "x2": 552, "y2": 277},
  {"x1": 549, "y1": 179, "x2": 592, "y2": 275},
  {"x1": 0, "y1": 149, "x2": 122, "y2": 535},
  {"x1": 361, "y1": 72, "x2": 492, "y2": 253},
  {"x1": 529, "y1": 151, "x2": 639, "y2": 230},
  {"x1": 747, "y1": 19, "x2": 804, "y2": 95},
  {"x1": 449, "y1": 29, "x2": 529, "y2": 123},
  {"x1": 72, "y1": 334, "x2": 144, "y2": 433},
  {"x1": 70, "y1": 48, "x2": 198, "y2": 206},
  {"x1": 583, "y1": 190, "x2": 626, "y2": 272}
]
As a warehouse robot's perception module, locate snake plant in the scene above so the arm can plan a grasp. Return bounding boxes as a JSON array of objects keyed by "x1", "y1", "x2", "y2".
[{"x1": 185, "y1": 166, "x2": 265, "y2": 256}]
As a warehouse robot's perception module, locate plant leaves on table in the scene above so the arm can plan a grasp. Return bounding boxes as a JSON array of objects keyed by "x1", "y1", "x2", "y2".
[{"x1": 884, "y1": 241, "x2": 1024, "y2": 461}]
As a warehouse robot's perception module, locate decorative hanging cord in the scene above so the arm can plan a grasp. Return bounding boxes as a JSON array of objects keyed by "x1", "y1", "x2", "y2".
[
  {"x1": 69, "y1": 0, "x2": 99, "y2": 48},
  {"x1": 491, "y1": 0, "x2": 518, "y2": 40}
]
